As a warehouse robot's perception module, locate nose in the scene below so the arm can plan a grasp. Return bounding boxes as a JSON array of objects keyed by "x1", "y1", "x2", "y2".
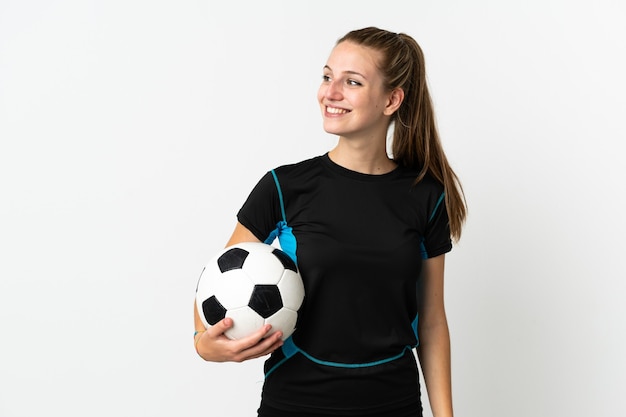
[{"x1": 323, "y1": 79, "x2": 343, "y2": 101}]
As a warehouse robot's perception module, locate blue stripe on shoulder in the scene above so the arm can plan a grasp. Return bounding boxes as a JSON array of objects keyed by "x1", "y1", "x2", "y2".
[
  {"x1": 428, "y1": 192, "x2": 446, "y2": 223},
  {"x1": 268, "y1": 170, "x2": 298, "y2": 265},
  {"x1": 270, "y1": 170, "x2": 287, "y2": 222},
  {"x1": 420, "y1": 192, "x2": 446, "y2": 259}
]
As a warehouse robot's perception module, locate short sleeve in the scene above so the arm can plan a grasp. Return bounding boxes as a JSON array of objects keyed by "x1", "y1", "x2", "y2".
[
  {"x1": 237, "y1": 171, "x2": 282, "y2": 242},
  {"x1": 421, "y1": 192, "x2": 453, "y2": 259}
]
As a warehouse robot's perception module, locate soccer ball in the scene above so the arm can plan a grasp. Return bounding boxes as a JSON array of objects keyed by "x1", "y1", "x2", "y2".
[{"x1": 195, "y1": 242, "x2": 305, "y2": 340}]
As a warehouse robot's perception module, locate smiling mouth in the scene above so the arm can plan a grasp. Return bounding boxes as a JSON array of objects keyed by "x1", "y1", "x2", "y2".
[{"x1": 326, "y1": 106, "x2": 350, "y2": 114}]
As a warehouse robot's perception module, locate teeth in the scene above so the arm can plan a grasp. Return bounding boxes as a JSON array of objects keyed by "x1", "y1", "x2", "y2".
[{"x1": 327, "y1": 106, "x2": 348, "y2": 114}]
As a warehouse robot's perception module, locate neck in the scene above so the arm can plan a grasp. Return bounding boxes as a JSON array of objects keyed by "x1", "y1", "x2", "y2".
[{"x1": 328, "y1": 136, "x2": 397, "y2": 175}]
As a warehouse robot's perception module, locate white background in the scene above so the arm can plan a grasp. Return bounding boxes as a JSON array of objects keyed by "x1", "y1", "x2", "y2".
[{"x1": 1, "y1": 0, "x2": 625, "y2": 416}]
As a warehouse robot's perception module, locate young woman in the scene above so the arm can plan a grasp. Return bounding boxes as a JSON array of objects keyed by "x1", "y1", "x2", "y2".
[{"x1": 194, "y1": 27, "x2": 466, "y2": 417}]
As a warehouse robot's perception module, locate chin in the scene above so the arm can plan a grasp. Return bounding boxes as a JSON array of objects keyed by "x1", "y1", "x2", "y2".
[{"x1": 321, "y1": 122, "x2": 345, "y2": 136}]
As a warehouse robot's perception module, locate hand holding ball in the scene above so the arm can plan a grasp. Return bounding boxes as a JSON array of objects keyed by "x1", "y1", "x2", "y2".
[{"x1": 195, "y1": 242, "x2": 305, "y2": 340}]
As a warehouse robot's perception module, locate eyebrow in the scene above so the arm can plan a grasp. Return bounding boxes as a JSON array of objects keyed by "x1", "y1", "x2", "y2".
[{"x1": 323, "y1": 65, "x2": 367, "y2": 80}]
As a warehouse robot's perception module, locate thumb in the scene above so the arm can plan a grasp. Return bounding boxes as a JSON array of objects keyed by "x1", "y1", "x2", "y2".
[{"x1": 212, "y1": 317, "x2": 233, "y2": 334}]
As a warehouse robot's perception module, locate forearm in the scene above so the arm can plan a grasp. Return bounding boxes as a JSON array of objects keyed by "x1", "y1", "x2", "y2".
[{"x1": 417, "y1": 319, "x2": 453, "y2": 417}]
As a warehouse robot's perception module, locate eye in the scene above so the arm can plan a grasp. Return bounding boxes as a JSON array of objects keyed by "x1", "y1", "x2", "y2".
[
  {"x1": 347, "y1": 79, "x2": 362, "y2": 86},
  {"x1": 322, "y1": 74, "x2": 331, "y2": 82}
]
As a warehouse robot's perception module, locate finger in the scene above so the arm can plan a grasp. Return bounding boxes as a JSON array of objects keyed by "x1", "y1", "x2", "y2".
[
  {"x1": 253, "y1": 335, "x2": 284, "y2": 358},
  {"x1": 245, "y1": 329, "x2": 284, "y2": 355},
  {"x1": 232, "y1": 323, "x2": 275, "y2": 350},
  {"x1": 206, "y1": 317, "x2": 234, "y2": 337},
  {"x1": 235, "y1": 331, "x2": 284, "y2": 362}
]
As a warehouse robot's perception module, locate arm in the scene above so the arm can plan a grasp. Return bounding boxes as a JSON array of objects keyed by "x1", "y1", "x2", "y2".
[
  {"x1": 417, "y1": 254, "x2": 454, "y2": 417},
  {"x1": 193, "y1": 222, "x2": 284, "y2": 362}
]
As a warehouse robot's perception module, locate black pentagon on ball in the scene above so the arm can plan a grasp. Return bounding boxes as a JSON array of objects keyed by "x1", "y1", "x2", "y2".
[
  {"x1": 217, "y1": 247, "x2": 249, "y2": 273},
  {"x1": 202, "y1": 295, "x2": 227, "y2": 325},
  {"x1": 249, "y1": 285, "x2": 283, "y2": 318},
  {"x1": 271, "y1": 248, "x2": 298, "y2": 272}
]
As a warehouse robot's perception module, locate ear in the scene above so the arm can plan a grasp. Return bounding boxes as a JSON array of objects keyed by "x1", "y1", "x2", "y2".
[{"x1": 383, "y1": 88, "x2": 404, "y2": 116}]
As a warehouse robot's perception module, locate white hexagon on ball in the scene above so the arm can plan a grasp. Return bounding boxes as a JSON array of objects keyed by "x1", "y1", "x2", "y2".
[
  {"x1": 266, "y1": 308, "x2": 298, "y2": 340},
  {"x1": 213, "y1": 269, "x2": 255, "y2": 310},
  {"x1": 278, "y1": 270, "x2": 305, "y2": 311},
  {"x1": 226, "y1": 307, "x2": 265, "y2": 340}
]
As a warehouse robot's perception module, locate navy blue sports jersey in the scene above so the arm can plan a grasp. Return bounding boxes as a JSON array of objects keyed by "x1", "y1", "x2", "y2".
[{"x1": 238, "y1": 153, "x2": 452, "y2": 416}]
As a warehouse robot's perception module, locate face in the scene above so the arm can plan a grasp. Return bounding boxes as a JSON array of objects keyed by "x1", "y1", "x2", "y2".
[{"x1": 317, "y1": 41, "x2": 398, "y2": 140}]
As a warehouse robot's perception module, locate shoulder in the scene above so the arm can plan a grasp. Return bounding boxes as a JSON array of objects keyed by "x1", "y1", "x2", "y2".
[
  {"x1": 271, "y1": 155, "x2": 326, "y2": 185},
  {"x1": 273, "y1": 155, "x2": 324, "y2": 175},
  {"x1": 397, "y1": 166, "x2": 444, "y2": 195},
  {"x1": 393, "y1": 167, "x2": 447, "y2": 219}
]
